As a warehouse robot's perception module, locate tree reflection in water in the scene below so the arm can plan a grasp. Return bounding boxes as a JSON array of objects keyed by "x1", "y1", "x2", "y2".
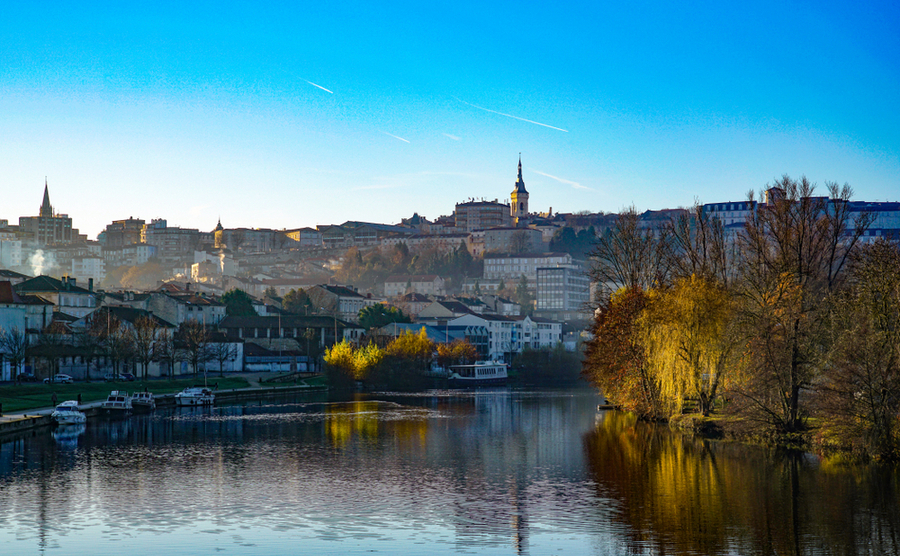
[{"x1": 583, "y1": 411, "x2": 900, "y2": 556}]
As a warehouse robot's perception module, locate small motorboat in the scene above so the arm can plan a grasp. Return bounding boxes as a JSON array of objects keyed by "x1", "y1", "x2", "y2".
[
  {"x1": 51, "y1": 401, "x2": 86, "y2": 425},
  {"x1": 175, "y1": 387, "x2": 215, "y2": 406},
  {"x1": 131, "y1": 391, "x2": 156, "y2": 413},
  {"x1": 100, "y1": 390, "x2": 133, "y2": 417}
]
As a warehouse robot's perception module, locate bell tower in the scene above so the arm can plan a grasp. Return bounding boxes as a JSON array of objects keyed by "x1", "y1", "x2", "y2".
[{"x1": 510, "y1": 155, "x2": 529, "y2": 223}]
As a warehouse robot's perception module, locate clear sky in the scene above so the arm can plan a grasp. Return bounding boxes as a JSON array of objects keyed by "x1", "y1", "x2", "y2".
[{"x1": 2, "y1": 1, "x2": 898, "y2": 239}]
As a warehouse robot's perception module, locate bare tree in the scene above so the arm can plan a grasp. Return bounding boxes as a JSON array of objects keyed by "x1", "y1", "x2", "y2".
[
  {"x1": 734, "y1": 175, "x2": 873, "y2": 433},
  {"x1": 209, "y1": 340, "x2": 238, "y2": 377},
  {"x1": 178, "y1": 320, "x2": 212, "y2": 377},
  {"x1": 154, "y1": 328, "x2": 182, "y2": 379},
  {"x1": 0, "y1": 327, "x2": 31, "y2": 379},
  {"x1": 667, "y1": 202, "x2": 736, "y2": 287},
  {"x1": 130, "y1": 316, "x2": 161, "y2": 381},
  {"x1": 588, "y1": 207, "x2": 671, "y2": 302}
]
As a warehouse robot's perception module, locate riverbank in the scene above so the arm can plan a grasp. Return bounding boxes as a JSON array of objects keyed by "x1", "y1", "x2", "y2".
[{"x1": 0, "y1": 373, "x2": 327, "y2": 439}]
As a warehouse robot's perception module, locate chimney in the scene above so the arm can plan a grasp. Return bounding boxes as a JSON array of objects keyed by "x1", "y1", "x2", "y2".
[{"x1": 88, "y1": 278, "x2": 93, "y2": 292}]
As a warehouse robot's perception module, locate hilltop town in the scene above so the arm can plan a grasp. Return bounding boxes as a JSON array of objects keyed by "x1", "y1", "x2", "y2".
[{"x1": 1, "y1": 159, "x2": 899, "y2": 382}]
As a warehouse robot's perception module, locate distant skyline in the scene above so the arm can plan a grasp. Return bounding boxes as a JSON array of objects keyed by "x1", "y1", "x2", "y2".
[{"x1": 2, "y1": 1, "x2": 898, "y2": 239}]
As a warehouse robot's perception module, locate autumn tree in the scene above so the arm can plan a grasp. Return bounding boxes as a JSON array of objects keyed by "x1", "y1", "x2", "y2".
[
  {"x1": 639, "y1": 275, "x2": 736, "y2": 417},
  {"x1": 582, "y1": 287, "x2": 663, "y2": 419},
  {"x1": 733, "y1": 176, "x2": 873, "y2": 433},
  {"x1": 817, "y1": 240, "x2": 900, "y2": 459},
  {"x1": 436, "y1": 339, "x2": 478, "y2": 368}
]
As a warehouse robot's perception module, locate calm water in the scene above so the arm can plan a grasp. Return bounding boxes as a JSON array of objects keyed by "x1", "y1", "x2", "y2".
[{"x1": 1, "y1": 388, "x2": 898, "y2": 555}]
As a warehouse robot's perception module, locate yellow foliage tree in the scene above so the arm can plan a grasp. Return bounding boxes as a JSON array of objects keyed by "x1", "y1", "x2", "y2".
[{"x1": 640, "y1": 275, "x2": 736, "y2": 417}]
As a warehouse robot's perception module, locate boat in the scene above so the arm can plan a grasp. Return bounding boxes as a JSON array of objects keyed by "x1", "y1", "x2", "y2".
[
  {"x1": 448, "y1": 361, "x2": 509, "y2": 387},
  {"x1": 130, "y1": 391, "x2": 156, "y2": 413},
  {"x1": 51, "y1": 400, "x2": 87, "y2": 425},
  {"x1": 100, "y1": 390, "x2": 132, "y2": 417},
  {"x1": 175, "y1": 386, "x2": 215, "y2": 406}
]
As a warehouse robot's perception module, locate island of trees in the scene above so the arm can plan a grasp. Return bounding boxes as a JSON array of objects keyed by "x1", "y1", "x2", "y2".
[{"x1": 582, "y1": 176, "x2": 900, "y2": 462}]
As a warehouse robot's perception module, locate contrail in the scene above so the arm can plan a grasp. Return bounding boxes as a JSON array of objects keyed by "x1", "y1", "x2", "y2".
[
  {"x1": 383, "y1": 132, "x2": 410, "y2": 143},
  {"x1": 532, "y1": 169, "x2": 593, "y2": 190},
  {"x1": 453, "y1": 97, "x2": 568, "y2": 132},
  {"x1": 303, "y1": 79, "x2": 333, "y2": 94}
]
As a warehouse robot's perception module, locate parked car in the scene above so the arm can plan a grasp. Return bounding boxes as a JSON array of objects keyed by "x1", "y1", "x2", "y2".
[
  {"x1": 120, "y1": 373, "x2": 136, "y2": 382},
  {"x1": 44, "y1": 374, "x2": 74, "y2": 384},
  {"x1": 16, "y1": 372, "x2": 38, "y2": 383},
  {"x1": 104, "y1": 373, "x2": 124, "y2": 382}
]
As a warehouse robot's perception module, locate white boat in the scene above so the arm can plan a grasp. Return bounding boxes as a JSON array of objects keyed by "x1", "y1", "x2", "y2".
[
  {"x1": 100, "y1": 390, "x2": 132, "y2": 417},
  {"x1": 131, "y1": 391, "x2": 156, "y2": 413},
  {"x1": 51, "y1": 401, "x2": 86, "y2": 425},
  {"x1": 448, "y1": 361, "x2": 508, "y2": 387},
  {"x1": 175, "y1": 387, "x2": 215, "y2": 406}
]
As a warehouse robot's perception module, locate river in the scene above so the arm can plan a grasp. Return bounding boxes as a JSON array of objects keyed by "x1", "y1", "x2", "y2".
[{"x1": 0, "y1": 388, "x2": 898, "y2": 555}]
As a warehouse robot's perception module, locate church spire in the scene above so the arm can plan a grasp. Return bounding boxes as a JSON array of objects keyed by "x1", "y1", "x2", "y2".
[{"x1": 40, "y1": 177, "x2": 53, "y2": 218}]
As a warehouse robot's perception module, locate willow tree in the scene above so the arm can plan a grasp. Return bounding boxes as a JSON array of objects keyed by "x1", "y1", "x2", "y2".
[{"x1": 640, "y1": 275, "x2": 736, "y2": 417}]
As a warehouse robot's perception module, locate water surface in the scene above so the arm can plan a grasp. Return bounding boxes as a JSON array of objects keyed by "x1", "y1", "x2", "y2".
[{"x1": 0, "y1": 388, "x2": 897, "y2": 555}]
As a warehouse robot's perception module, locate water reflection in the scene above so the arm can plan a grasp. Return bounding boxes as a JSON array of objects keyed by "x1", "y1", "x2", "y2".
[
  {"x1": 0, "y1": 390, "x2": 898, "y2": 555},
  {"x1": 584, "y1": 411, "x2": 900, "y2": 556}
]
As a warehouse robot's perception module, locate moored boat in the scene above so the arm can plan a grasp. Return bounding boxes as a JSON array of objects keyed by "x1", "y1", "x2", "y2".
[
  {"x1": 175, "y1": 386, "x2": 215, "y2": 406},
  {"x1": 51, "y1": 400, "x2": 87, "y2": 425},
  {"x1": 100, "y1": 390, "x2": 132, "y2": 417},
  {"x1": 130, "y1": 391, "x2": 156, "y2": 413},
  {"x1": 448, "y1": 361, "x2": 508, "y2": 387}
]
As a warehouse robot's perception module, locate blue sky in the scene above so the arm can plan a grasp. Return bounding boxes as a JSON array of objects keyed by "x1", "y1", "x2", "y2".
[{"x1": 2, "y1": 1, "x2": 898, "y2": 238}]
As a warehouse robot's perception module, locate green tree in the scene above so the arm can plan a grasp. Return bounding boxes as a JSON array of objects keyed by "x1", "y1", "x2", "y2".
[
  {"x1": 358, "y1": 304, "x2": 411, "y2": 330},
  {"x1": 515, "y1": 274, "x2": 534, "y2": 315},
  {"x1": 283, "y1": 288, "x2": 313, "y2": 314},
  {"x1": 221, "y1": 288, "x2": 256, "y2": 317}
]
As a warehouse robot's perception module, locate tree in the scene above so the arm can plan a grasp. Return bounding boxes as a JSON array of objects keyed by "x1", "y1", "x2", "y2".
[
  {"x1": 283, "y1": 288, "x2": 313, "y2": 314},
  {"x1": 177, "y1": 321, "x2": 212, "y2": 377},
  {"x1": 588, "y1": 207, "x2": 671, "y2": 303},
  {"x1": 103, "y1": 319, "x2": 134, "y2": 378},
  {"x1": 436, "y1": 338, "x2": 479, "y2": 368},
  {"x1": 733, "y1": 176, "x2": 873, "y2": 433},
  {"x1": 130, "y1": 316, "x2": 161, "y2": 381},
  {"x1": 154, "y1": 328, "x2": 181, "y2": 378},
  {"x1": 221, "y1": 288, "x2": 257, "y2": 317},
  {"x1": 639, "y1": 275, "x2": 737, "y2": 417},
  {"x1": 818, "y1": 240, "x2": 900, "y2": 459},
  {"x1": 667, "y1": 203, "x2": 734, "y2": 287},
  {"x1": 582, "y1": 287, "x2": 663, "y2": 420},
  {"x1": 209, "y1": 340, "x2": 239, "y2": 377},
  {"x1": 515, "y1": 274, "x2": 534, "y2": 315},
  {"x1": 509, "y1": 230, "x2": 532, "y2": 254},
  {"x1": 358, "y1": 304, "x2": 411, "y2": 330},
  {"x1": 0, "y1": 327, "x2": 30, "y2": 378}
]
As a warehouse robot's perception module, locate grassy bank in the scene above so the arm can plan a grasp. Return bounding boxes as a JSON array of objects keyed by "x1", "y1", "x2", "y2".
[{"x1": 0, "y1": 377, "x2": 252, "y2": 413}]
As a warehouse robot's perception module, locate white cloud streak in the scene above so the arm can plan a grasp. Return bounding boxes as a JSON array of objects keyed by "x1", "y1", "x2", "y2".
[
  {"x1": 453, "y1": 97, "x2": 568, "y2": 132},
  {"x1": 303, "y1": 79, "x2": 334, "y2": 94},
  {"x1": 443, "y1": 133, "x2": 461, "y2": 141},
  {"x1": 531, "y1": 169, "x2": 593, "y2": 191},
  {"x1": 382, "y1": 132, "x2": 410, "y2": 143}
]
